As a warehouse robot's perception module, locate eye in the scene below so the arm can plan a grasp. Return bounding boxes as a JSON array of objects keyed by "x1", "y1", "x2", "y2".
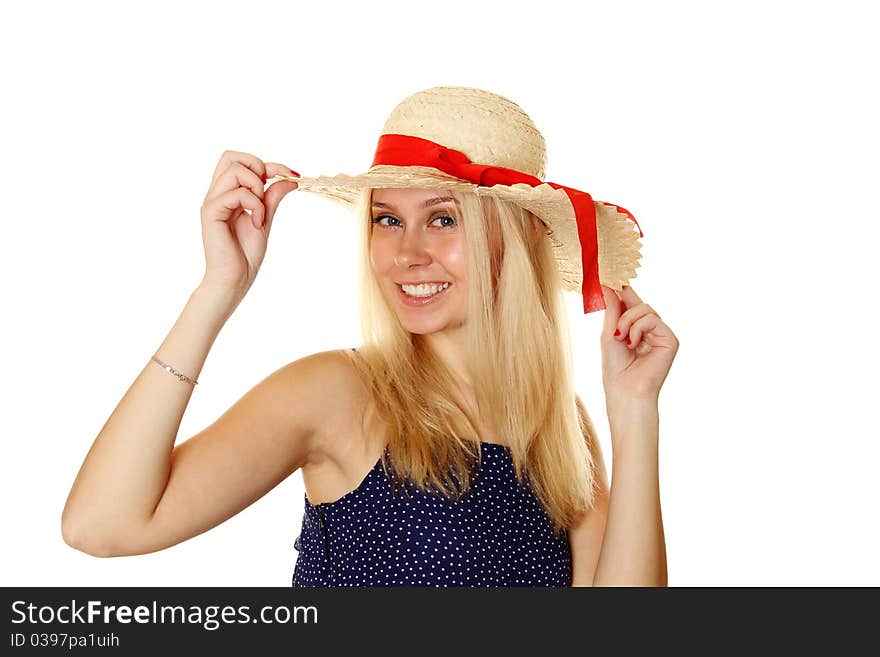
[
  {"x1": 432, "y1": 215, "x2": 457, "y2": 228},
  {"x1": 371, "y1": 215, "x2": 401, "y2": 228}
]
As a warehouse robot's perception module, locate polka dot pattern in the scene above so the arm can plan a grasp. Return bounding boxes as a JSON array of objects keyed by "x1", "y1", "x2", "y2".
[{"x1": 291, "y1": 442, "x2": 571, "y2": 587}]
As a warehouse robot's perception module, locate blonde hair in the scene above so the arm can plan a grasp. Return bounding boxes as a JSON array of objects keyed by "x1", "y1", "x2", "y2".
[{"x1": 346, "y1": 187, "x2": 601, "y2": 533}]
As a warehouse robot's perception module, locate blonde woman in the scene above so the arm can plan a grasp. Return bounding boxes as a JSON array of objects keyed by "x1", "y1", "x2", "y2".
[{"x1": 62, "y1": 87, "x2": 679, "y2": 587}]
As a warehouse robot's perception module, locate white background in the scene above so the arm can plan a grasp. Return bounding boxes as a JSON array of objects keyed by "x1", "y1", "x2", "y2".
[{"x1": 2, "y1": 0, "x2": 877, "y2": 586}]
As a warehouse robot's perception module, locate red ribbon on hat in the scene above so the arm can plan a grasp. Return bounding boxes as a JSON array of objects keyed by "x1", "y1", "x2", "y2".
[{"x1": 371, "y1": 133, "x2": 642, "y2": 314}]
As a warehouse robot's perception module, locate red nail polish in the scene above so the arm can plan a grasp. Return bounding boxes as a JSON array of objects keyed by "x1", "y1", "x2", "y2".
[
  {"x1": 261, "y1": 173, "x2": 267, "y2": 183},
  {"x1": 626, "y1": 338, "x2": 632, "y2": 346},
  {"x1": 287, "y1": 168, "x2": 301, "y2": 177},
  {"x1": 613, "y1": 329, "x2": 620, "y2": 337}
]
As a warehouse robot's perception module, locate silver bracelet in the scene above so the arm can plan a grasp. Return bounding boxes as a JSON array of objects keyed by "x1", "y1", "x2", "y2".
[{"x1": 151, "y1": 354, "x2": 199, "y2": 386}]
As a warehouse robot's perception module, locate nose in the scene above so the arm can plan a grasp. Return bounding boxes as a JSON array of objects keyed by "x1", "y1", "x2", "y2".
[{"x1": 393, "y1": 230, "x2": 432, "y2": 269}]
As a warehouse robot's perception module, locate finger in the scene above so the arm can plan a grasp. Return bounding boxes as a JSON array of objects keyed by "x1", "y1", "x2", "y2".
[
  {"x1": 260, "y1": 163, "x2": 300, "y2": 230},
  {"x1": 262, "y1": 179, "x2": 298, "y2": 231},
  {"x1": 210, "y1": 150, "x2": 266, "y2": 188},
  {"x1": 206, "y1": 161, "x2": 265, "y2": 208},
  {"x1": 601, "y1": 285, "x2": 624, "y2": 335},
  {"x1": 210, "y1": 150, "x2": 267, "y2": 190},
  {"x1": 615, "y1": 302, "x2": 660, "y2": 341},
  {"x1": 615, "y1": 303, "x2": 660, "y2": 342},
  {"x1": 618, "y1": 284, "x2": 643, "y2": 309},
  {"x1": 264, "y1": 162, "x2": 300, "y2": 182},
  {"x1": 629, "y1": 315, "x2": 678, "y2": 352},
  {"x1": 213, "y1": 187, "x2": 264, "y2": 229},
  {"x1": 624, "y1": 313, "x2": 664, "y2": 350}
]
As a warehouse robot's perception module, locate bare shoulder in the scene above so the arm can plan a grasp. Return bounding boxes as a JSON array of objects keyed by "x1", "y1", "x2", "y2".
[{"x1": 284, "y1": 348, "x2": 373, "y2": 466}]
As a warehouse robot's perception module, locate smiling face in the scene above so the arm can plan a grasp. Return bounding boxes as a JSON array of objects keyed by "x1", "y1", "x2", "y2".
[{"x1": 369, "y1": 187, "x2": 472, "y2": 336}]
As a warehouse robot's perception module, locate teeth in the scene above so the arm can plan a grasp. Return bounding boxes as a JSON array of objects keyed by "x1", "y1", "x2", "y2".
[{"x1": 401, "y1": 282, "x2": 450, "y2": 297}]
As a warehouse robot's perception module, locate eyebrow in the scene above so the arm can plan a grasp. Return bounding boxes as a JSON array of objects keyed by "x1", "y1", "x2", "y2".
[{"x1": 371, "y1": 196, "x2": 458, "y2": 210}]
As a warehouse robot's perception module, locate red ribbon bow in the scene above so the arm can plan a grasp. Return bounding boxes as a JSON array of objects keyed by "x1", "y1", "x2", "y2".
[{"x1": 371, "y1": 133, "x2": 642, "y2": 314}]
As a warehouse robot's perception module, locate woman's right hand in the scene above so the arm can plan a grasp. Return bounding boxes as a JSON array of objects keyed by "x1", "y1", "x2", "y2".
[{"x1": 199, "y1": 150, "x2": 298, "y2": 298}]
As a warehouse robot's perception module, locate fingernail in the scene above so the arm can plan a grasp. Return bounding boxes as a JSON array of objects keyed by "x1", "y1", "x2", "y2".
[
  {"x1": 626, "y1": 338, "x2": 632, "y2": 346},
  {"x1": 260, "y1": 173, "x2": 267, "y2": 183},
  {"x1": 287, "y1": 167, "x2": 300, "y2": 177},
  {"x1": 613, "y1": 329, "x2": 620, "y2": 337}
]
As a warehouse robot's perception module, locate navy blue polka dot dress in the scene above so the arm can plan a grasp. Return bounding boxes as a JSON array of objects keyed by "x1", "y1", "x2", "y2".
[{"x1": 291, "y1": 437, "x2": 572, "y2": 587}]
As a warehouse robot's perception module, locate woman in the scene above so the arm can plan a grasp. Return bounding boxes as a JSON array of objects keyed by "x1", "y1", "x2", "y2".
[{"x1": 62, "y1": 87, "x2": 678, "y2": 587}]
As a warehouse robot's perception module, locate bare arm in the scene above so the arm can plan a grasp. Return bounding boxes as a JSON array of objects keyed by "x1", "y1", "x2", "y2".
[
  {"x1": 592, "y1": 401, "x2": 667, "y2": 586},
  {"x1": 62, "y1": 284, "x2": 238, "y2": 554},
  {"x1": 62, "y1": 150, "x2": 303, "y2": 557},
  {"x1": 569, "y1": 423, "x2": 610, "y2": 587},
  {"x1": 61, "y1": 284, "x2": 332, "y2": 557}
]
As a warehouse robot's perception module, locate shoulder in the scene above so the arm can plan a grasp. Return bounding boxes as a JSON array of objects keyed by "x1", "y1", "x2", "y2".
[
  {"x1": 280, "y1": 348, "x2": 361, "y2": 383},
  {"x1": 277, "y1": 348, "x2": 367, "y2": 411},
  {"x1": 279, "y1": 348, "x2": 372, "y2": 465}
]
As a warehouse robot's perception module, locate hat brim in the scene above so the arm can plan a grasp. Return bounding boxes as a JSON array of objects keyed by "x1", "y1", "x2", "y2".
[{"x1": 272, "y1": 166, "x2": 642, "y2": 293}]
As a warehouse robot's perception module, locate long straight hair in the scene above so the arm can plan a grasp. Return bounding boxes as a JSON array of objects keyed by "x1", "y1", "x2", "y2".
[{"x1": 345, "y1": 186, "x2": 602, "y2": 533}]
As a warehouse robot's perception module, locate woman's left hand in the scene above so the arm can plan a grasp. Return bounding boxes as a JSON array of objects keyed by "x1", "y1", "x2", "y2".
[{"x1": 600, "y1": 284, "x2": 679, "y2": 406}]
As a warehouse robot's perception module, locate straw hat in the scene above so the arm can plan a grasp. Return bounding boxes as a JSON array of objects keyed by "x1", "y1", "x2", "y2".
[{"x1": 275, "y1": 86, "x2": 643, "y2": 314}]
